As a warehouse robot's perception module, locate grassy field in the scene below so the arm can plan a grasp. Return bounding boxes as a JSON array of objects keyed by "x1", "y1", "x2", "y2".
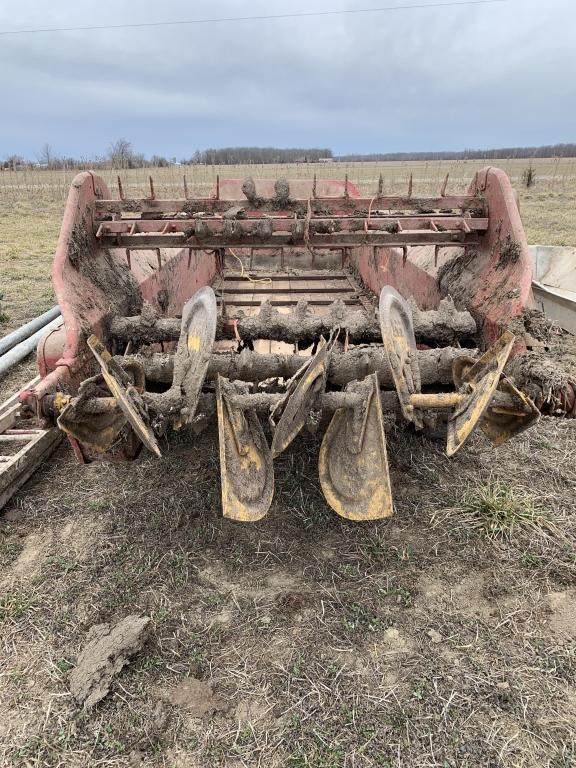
[
  {"x1": 1, "y1": 158, "x2": 575, "y2": 337},
  {"x1": 0, "y1": 160, "x2": 575, "y2": 767}
]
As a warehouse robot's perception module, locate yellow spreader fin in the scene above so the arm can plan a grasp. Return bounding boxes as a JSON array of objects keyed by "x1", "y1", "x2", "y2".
[
  {"x1": 446, "y1": 331, "x2": 515, "y2": 457},
  {"x1": 216, "y1": 376, "x2": 274, "y2": 522},
  {"x1": 319, "y1": 373, "x2": 393, "y2": 521},
  {"x1": 452, "y1": 356, "x2": 540, "y2": 448},
  {"x1": 87, "y1": 335, "x2": 161, "y2": 458},
  {"x1": 270, "y1": 335, "x2": 334, "y2": 458}
]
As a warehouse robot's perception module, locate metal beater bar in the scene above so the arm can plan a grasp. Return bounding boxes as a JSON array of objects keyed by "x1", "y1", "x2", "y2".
[
  {"x1": 96, "y1": 216, "x2": 487, "y2": 235},
  {"x1": 94, "y1": 218, "x2": 484, "y2": 249},
  {"x1": 95, "y1": 195, "x2": 485, "y2": 217},
  {"x1": 110, "y1": 299, "x2": 476, "y2": 346},
  {"x1": 215, "y1": 299, "x2": 362, "y2": 307},
  {"x1": 119, "y1": 346, "x2": 475, "y2": 389}
]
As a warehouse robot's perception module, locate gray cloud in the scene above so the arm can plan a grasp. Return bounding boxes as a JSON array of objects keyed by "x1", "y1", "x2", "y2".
[{"x1": 0, "y1": 0, "x2": 573, "y2": 158}]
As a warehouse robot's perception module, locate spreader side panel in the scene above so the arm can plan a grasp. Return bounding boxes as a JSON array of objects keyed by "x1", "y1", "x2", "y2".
[{"x1": 439, "y1": 167, "x2": 534, "y2": 343}]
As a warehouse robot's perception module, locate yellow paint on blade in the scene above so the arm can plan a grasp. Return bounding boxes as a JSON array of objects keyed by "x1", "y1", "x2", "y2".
[
  {"x1": 53, "y1": 392, "x2": 71, "y2": 411},
  {"x1": 188, "y1": 335, "x2": 201, "y2": 352}
]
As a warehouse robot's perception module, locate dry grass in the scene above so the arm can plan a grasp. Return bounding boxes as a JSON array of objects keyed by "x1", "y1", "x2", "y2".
[
  {"x1": 2, "y1": 157, "x2": 575, "y2": 201},
  {"x1": 1, "y1": 418, "x2": 575, "y2": 767},
  {"x1": 519, "y1": 188, "x2": 576, "y2": 246},
  {"x1": 0, "y1": 197, "x2": 62, "y2": 334}
]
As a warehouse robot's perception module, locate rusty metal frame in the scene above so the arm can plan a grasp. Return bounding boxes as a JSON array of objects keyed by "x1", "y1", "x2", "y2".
[{"x1": 94, "y1": 215, "x2": 486, "y2": 250}]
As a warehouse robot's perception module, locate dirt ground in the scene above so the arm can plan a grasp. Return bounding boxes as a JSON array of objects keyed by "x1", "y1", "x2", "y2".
[
  {"x1": 1, "y1": 416, "x2": 575, "y2": 767},
  {"x1": 1, "y1": 164, "x2": 576, "y2": 767}
]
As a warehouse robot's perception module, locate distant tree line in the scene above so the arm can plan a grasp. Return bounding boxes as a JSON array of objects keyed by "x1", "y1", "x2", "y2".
[
  {"x1": 338, "y1": 143, "x2": 576, "y2": 161},
  {"x1": 183, "y1": 147, "x2": 333, "y2": 164},
  {"x1": 0, "y1": 140, "x2": 177, "y2": 171},
  {"x1": 2, "y1": 140, "x2": 575, "y2": 171}
]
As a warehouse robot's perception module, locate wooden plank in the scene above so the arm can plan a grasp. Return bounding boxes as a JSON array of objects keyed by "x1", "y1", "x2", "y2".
[
  {"x1": 0, "y1": 404, "x2": 20, "y2": 433},
  {"x1": 0, "y1": 428, "x2": 63, "y2": 510},
  {"x1": 0, "y1": 375, "x2": 63, "y2": 511},
  {"x1": 0, "y1": 375, "x2": 42, "y2": 433},
  {"x1": 0, "y1": 375, "x2": 39, "y2": 417}
]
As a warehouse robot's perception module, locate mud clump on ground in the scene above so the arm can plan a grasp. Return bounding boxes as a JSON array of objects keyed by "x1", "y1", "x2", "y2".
[
  {"x1": 69, "y1": 615, "x2": 151, "y2": 708},
  {"x1": 166, "y1": 678, "x2": 226, "y2": 718}
]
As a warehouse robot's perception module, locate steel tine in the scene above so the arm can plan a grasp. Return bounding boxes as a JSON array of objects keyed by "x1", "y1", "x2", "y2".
[{"x1": 440, "y1": 173, "x2": 449, "y2": 197}]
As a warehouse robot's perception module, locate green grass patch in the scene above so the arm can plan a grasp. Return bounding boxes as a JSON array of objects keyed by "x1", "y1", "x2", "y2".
[
  {"x1": 453, "y1": 480, "x2": 554, "y2": 541},
  {"x1": 0, "y1": 593, "x2": 38, "y2": 621}
]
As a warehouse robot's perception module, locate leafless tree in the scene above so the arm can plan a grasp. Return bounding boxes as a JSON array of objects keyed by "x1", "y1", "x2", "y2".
[
  {"x1": 38, "y1": 143, "x2": 54, "y2": 167},
  {"x1": 108, "y1": 138, "x2": 134, "y2": 169}
]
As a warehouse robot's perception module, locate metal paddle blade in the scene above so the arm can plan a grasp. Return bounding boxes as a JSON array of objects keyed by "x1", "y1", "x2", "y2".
[
  {"x1": 270, "y1": 334, "x2": 336, "y2": 458},
  {"x1": 452, "y1": 357, "x2": 540, "y2": 447},
  {"x1": 379, "y1": 286, "x2": 423, "y2": 428},
  {"x1": 319, "y1": 373, "x2": 393, "y2": 521},
  {"x1": 174, "y1": 287, "x2": 217, "y2": 420},
  {"x1": 87, "y1": 335, "x2": 161, "y2": 457},
  {"x1": 216, "y1": 376, "x2": 274, "y2": 522},
  {"x1": 446, "y1": 331, "x2": 515, "y2": 457}
]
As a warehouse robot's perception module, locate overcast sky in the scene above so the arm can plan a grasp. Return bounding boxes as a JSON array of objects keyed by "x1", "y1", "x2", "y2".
[{"x1": 0, "y1": 0, "x2": 573, "y2": 159}]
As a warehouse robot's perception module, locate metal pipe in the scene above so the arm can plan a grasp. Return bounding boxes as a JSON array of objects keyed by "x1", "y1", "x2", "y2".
[
  {"x1": 0, "y1": 316, "x2": 63, "y2": 379},
  {"x1": 0, "y1": 306, "x2": 61, "y2": 357}
]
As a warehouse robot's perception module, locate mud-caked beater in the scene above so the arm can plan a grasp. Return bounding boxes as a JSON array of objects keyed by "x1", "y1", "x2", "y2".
[{"x1": 21, "y1": 169, "x2": 569, "y2": 521}]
